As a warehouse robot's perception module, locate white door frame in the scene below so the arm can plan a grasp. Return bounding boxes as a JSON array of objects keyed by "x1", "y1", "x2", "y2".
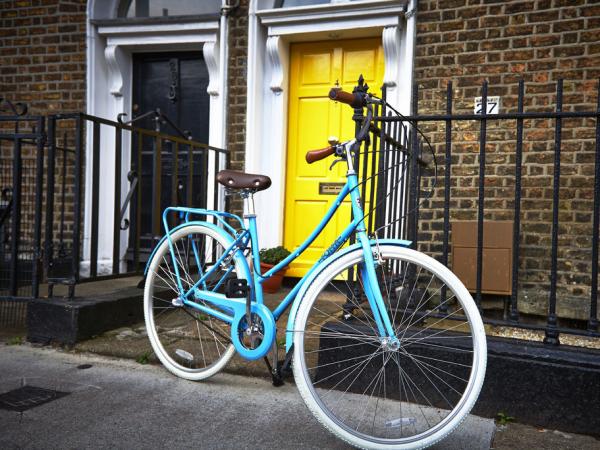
[
  {"x1": 85, "y1": 0, "x2": 228, "y2": 274},
  {"x1": 245, "y1": 0, "x2": 416, "y2": 248}
]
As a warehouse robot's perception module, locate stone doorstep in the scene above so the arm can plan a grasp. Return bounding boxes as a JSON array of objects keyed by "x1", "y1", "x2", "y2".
[
  {"x1": 26, "y1": 287, "x2": 144, "y2": 346},
  {"x1": 70, "y1": 286, "x2": 327, "y2": 379}
]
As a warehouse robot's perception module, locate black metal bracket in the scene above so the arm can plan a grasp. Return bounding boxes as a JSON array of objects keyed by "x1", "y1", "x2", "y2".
[
  {"x1": 168, "y1": 58, "x2": 179, "y2": 103},
  {"x1": 225, "y1": 278, "x2": 248, "y2": 298},
  {"x1": 119, "y1": 171, "x2": 138, "y2": 230},
  {"x1": 0, "y1": 97, "x2": 28, "y2": 116},
  {"x1": 0, "y1": 187, "x2": 13, "y2": 233}
]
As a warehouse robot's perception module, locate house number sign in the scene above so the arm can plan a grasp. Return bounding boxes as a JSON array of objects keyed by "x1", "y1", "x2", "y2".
[{"x1": 474, "y1": 96, "x2": 500, "y2": 114}]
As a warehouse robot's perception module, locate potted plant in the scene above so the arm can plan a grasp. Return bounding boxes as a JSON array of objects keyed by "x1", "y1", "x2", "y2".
[{"x1": 259, "y1": 246, "x2": 291, "y2": 294}]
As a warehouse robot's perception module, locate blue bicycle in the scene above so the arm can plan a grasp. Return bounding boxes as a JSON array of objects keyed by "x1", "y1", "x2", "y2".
[{"x1": 143, "y1": 88, "x2": 487, "y2": 449}]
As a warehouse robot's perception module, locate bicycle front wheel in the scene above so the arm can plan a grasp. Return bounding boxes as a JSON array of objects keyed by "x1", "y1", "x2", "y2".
[
  {"x1": 144, "y1": 224, "x2": 243, "y2": 381},
  {"x1": 292, "y1": 244, "x2": 486, "y2": 449}
]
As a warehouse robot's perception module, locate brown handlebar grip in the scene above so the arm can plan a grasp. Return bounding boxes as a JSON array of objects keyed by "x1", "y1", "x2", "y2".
[
  {"x1": 328, "y1": 88, "x2": 366, "y2": 108},
  {"x1": 305, "y1": 145, "x2": 336, "y2": 164}
]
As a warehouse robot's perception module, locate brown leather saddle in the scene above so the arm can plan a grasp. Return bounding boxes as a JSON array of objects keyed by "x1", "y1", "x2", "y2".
[{"x1": 216, "y1": 169, "x2": 271, "y2": 192}]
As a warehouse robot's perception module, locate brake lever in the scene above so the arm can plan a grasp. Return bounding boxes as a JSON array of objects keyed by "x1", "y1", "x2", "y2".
[
  {"x1": 329, "y1": 157, "x2": 345, "y2": 170},
  {"x1": 328, "y1": 143, "x2": 347, "y2": 170}
]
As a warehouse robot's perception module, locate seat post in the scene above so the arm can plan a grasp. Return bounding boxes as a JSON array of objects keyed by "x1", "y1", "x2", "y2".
[{"x1": 242, "y1": 190, "x2": 256, "y2": 218}]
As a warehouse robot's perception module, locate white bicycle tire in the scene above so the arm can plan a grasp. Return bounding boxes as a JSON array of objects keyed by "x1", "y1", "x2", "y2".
[
  {"x1": 144, "y1": 224, "x2": 239, "y2": 381},
  {"x1": 292, "y1": 245, "x2": 487, "y2": 449}
]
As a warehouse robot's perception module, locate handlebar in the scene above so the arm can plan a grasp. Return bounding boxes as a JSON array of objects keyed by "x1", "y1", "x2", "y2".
[
  {"x1": 328, "y1": 88, "x2": 367, "y2": 109},
  {"x1": 305, "y1": 89, "x2": 372, "y2": 165},
  {"x1": 309, "y1": 87, "x2": 431, "y2": 170},
  {"x1": 305, "y1": 145, "x2": 336, "y2": 164}
]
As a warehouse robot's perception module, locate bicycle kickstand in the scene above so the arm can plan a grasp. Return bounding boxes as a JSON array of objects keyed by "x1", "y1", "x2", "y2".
[
  {"x1": 263, "y1": 338, "x2": 295, "y2": 387},
  {"x1": 263, "y1": 338, "x2": 284, "y2": 387}
]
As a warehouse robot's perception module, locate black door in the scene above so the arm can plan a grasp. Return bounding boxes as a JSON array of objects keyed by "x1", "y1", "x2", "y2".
[{"x1": 130, "y1": 52, "x2": 210, "y2": 261}]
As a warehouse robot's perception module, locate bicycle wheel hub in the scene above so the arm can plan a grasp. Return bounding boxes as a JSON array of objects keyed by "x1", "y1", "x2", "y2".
[{"x1": 380, "y1": 337, "x2": 400, "y2": 352}]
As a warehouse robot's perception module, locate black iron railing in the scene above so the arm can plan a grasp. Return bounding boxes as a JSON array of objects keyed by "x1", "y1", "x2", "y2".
[
  {"x1": 0, "y1": 113, "x2": 45, "y2": 300},
  {"x1": 0, "y1": 105, "x2": 45, "y2": 327},
  {"x1": 355, "y1": 78, "x2": 600, "y2": 345},
  {"x1": 0, "y1": 105, "x2": 228, "y2": 312},
  {"x1": 44, "y1": 113, "x2": 228, "y2": 293}
]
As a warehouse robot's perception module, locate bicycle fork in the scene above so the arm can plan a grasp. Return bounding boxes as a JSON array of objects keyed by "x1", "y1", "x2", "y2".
[
  {"x1": 356, "y1": 231, "x2": 400, "y2": 346},
  {"x1": 347, "y1": 165, "x2": 399, "y2": 346}
]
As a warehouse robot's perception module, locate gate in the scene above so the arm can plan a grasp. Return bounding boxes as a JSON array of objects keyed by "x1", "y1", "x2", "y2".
[{"x1": 0, "y1": 100, "x2": 45, "y2": 327}]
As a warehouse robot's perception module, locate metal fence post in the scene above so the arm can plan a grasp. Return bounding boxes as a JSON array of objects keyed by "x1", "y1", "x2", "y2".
[
  {"x1": 475, "y1": 81, "x2": 488, "y2": 311},
  {"x1": 544, "y1": 79, "x2": 564, "y2": 346},
  {"x1": 408, "y1": 82, "x2": 419, "y2": 248},
  {"x1": 510, "y1": 80, "x2": 525, "y2": 323},
  {"x1": 31, "y1": 116, "x2": 45, "y2": 298},
  {"x1": 439, "y1": 81, "x2": 453, "y2": 314},
  {"x1": 44, "y1": 116, "x2": 56, "y2": 285},
  {"x1": 9, "y1": 138, "x2": 22, "y2": 296},
  {"x1": 590, "y1": 79, "x2": 600, "y2": 333}
]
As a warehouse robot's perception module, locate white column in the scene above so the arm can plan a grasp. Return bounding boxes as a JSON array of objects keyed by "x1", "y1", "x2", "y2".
[
  {"x1": 204, "y1": 39, "x2": 221, "y2": 212},
  {"x1": 250, "y1": 34, "x2": 289, "y2": 248}
]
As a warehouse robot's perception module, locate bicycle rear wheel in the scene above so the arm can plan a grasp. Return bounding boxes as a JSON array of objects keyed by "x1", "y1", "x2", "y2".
[
  {"x1": 292, "y1": 244, "x2": 486, "y2": 449},
  {"x1": 144, "y1": 224, "x2": 243, "y2": 381}
]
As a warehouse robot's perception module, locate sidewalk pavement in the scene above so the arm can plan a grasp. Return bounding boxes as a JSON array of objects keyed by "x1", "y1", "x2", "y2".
[
  {"x1": 2, "y1": 290, "x2": 600, "y2": 450},
  {"x1": 1, "y1": 345, "x2": 494, "y2": 449}
]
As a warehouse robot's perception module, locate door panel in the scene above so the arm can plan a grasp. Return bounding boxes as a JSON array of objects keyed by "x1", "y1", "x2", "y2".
[{"x1": 284, "y1": 39, "x2": 384, "y2": 277}]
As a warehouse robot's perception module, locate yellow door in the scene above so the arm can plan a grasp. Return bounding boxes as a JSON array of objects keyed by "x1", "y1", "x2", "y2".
[{"x1": 284, "y1": 39, "x2": 385, "y2": 277}]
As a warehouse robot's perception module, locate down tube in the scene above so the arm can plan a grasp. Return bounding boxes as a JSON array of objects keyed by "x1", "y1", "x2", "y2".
[
  {"x1": 261, "y1": 182, "x2": 353, "y2": 278},
  {"x1": 272, "y1": 219, "x2": 359, "y2": 321}
]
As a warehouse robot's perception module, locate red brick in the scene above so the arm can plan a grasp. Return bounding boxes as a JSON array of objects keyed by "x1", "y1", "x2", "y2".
[
  {"x1": 530, "y1": 35, "x2": 561, "y2": 47},
  {"x1": 528, "y1": 10, "x2": 560, "y2": 22},
  {"x1": 457, "y1": 53, "x2": 486, "y2": 65},
  {"x1": 504, "y1": 49, "x2": 535, "y2": 60},
  {"x1": 505, "y1": 1, "x2": 535, "y2": 13},
  {"x1": 553, "y1": 19, "x2": 585, "y2": 32},
  {"x1": 504, "y1": 25, "x2": 535, "y2": 37}
]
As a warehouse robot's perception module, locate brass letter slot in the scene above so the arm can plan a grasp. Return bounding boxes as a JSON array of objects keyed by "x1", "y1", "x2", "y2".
[{"x1": 319, "y1": 182, "x2": 345, "y2": 195}]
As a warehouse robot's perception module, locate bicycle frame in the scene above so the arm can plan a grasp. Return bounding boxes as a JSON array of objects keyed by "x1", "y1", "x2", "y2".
[{"x1": 152, "y1": 143, "x2": 404, "y2": 359}]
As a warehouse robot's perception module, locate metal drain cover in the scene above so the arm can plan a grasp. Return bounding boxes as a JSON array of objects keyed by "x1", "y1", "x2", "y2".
[{"x1": 0, "y1": 385, "x2": 70, "y2": 412}]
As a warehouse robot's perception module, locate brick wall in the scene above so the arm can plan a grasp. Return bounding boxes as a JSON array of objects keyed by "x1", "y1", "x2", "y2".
[
  {"x1": 0, "y1": 1, "x2": 86, "y2": 284},
  {"x1": 414, "y1": 0, "x2": 600, "y2": 320},
  {"x1": 225, "y1": 0, "x2": 249, "y2": 216},
  {"x1": 0, "y1": 0, "x2": 87, "y2": 115}
]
